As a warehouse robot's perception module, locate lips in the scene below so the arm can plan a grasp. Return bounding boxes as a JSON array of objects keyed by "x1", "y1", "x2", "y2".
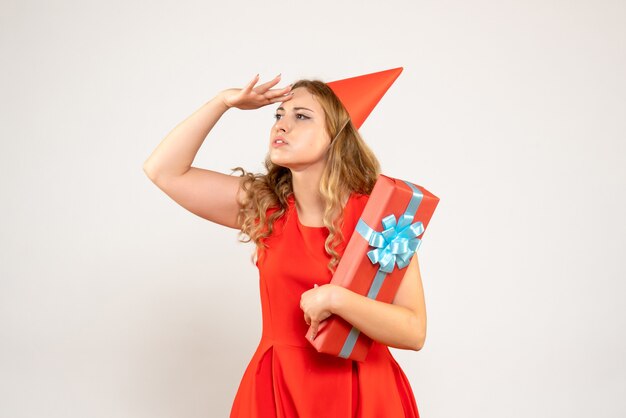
[{"x1": 273, "y1": 137, "x2": 288, "y2": 145}]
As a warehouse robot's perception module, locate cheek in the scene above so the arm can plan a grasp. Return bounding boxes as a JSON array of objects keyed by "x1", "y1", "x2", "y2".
[
  {"x1": 305, "y1": 136, "x2": 329, "y2": 154},
  {"x1": 315, "y1": 134, "x2": 331, "y2": 151}
]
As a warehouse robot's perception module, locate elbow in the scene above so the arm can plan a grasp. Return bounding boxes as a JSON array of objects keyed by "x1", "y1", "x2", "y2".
[
  {"x1": 407, "y1": 314, "x2": 426, "y2": 351},
  {"x1": 412, "y1": 332, "x2": 426, "y2": 351},
  {"x1": 143, "y1": 161, "x2": 158, "y2": 182},
  {"x1": 405, "y1": 330, "x2": 425, "y2": 351}
]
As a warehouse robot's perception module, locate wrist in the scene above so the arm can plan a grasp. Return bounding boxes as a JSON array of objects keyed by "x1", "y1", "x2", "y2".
[
  {"x1": 217, "y1": 90, "x2": 232, "y2": 111},
  {"x1": 329, "y1": 285, "x2": 347, "y2": 314}
]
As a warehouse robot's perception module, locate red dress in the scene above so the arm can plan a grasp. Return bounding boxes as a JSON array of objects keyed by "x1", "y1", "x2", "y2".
[{"x1": 229, "y1": 192, "x2": 420, "y2": 418}]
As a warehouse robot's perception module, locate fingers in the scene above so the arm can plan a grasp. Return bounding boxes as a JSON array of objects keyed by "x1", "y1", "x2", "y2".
[
  {"x1": 237, "y1": 72, "x2": 293, "y2": 105},
  {"x1": 262, "y1": 81, "x2": 293, "y2": 104},
  {"x1": 268, "y1": 84, "x2": 293, "y2": 100},
  {"x1": 310, "y1": 320, "x2": 320, "y2": 340},
  {"x1": 277, "y1": 84, "x2": 293, "y2": 94},
  {"x1": 301, "y1": 284, "x2": 324, "y2": 339},
  {"x1": 242, "y1": 74, "x2": 260, "y2": 93},
  {"x1": 255, "y1": 73, "x2": 283, "y2": 92},
  {"x1": 255, "y1": 74, "x2": 293, "y2": 102},
  {"x1": 267, "y1": 90, "x2": 293, "y2": 105}
]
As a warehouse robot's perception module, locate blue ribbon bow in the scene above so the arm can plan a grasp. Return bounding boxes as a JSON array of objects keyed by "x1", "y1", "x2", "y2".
[{"x1": 361, "y1": 213, "x2": 424, "y2": 274}]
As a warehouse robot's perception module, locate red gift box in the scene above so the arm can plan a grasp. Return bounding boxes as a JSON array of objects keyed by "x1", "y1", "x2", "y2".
[{"x1": 305, "y1": 174, "x2": 440, "y2": 361}]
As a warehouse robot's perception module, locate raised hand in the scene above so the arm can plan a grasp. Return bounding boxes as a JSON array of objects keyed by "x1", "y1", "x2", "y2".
[{"x1": 221, "y1": 74, "x2": 293, "y2": 110}]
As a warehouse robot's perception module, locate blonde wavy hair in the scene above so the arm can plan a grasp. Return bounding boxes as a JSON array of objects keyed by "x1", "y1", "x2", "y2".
[{"x1": 232, "y1": 80, "x2": 381, "y2": 273}]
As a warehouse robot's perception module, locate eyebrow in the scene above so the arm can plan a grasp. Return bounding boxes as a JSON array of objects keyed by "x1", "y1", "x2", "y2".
[{"x1": 276, "y1": 106, "x2": 315, "y2": 113}]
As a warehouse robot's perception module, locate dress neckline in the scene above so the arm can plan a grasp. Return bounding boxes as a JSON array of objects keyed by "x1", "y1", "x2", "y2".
[
  {"x1": 288, "y1": 193, "x2": 353, "y2": 230},
  {"x1": 290, "y1": 195, "x2": 326, "y2": 229}
]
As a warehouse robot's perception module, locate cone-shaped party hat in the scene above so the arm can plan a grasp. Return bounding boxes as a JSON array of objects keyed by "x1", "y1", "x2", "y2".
[{"x1": 326, "y1": 67, "x2": 403, "y2": 130}]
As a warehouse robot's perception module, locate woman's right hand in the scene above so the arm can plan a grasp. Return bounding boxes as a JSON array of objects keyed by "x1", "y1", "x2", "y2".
[{"x1": 221, "y1": 74, "x2": 293, "y2": 110}]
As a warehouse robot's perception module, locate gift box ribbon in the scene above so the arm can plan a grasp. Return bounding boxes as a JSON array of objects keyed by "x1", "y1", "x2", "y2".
[{"x1": 338, "y1": 181, "x2": 424, "y2": 359}]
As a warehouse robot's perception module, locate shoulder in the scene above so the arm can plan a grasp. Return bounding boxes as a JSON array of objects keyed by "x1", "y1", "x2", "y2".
[
  {"x1": 256, "y1": 194, "x2": 293, "y2": 234},
  {"x1": 351, "y1": 191, "x2": 370, "y2": 203},
  {"x1": 348, "y1": 192, "x2": 370, "y2": 213},
  {"x1": 341, "y1": 192, "x2": 370, "y2": 226},
  {"x1": 335, "y1": 192, "x2": 371, "y2": 246},
  {"x1": 259, "y1": 193, "x2": 293, "y2": 217}
]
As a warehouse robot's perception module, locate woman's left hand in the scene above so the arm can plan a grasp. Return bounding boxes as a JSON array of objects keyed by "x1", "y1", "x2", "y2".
[{"x1": 300, "y1": 284, "x2": 341, "y2": 340}]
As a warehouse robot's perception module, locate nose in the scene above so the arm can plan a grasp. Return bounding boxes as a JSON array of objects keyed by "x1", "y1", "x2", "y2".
[{"x1": 275, "y1": 115, "x2": 289, "y2": 133}]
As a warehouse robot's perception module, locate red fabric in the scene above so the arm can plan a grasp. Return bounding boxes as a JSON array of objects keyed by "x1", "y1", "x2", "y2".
[{"x1": 229, "y1": 193, "x2": 420, "y2": 418}]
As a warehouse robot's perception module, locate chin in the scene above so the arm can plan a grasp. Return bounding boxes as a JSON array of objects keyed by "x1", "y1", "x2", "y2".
[{"x1": 268, "y1": 155, "x2": 289, "y2": 168}]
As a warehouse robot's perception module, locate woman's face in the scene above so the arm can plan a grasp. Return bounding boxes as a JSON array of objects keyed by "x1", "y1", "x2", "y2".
[{"x1": 269, "y1": 87, "x2": 331, "y2": 171}]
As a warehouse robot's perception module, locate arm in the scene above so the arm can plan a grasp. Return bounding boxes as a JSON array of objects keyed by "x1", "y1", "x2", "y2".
[
  {"x1": 142, "y1": 74, "x2": 292, "y2": 228},
  {"x1": 301, "y1": 253, "x2": 427, "y2": 351}
]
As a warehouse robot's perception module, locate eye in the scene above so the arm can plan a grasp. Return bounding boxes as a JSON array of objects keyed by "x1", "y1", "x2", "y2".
[
  {"x1": 274, "y1": 114, "x2": 283, "y2": 120},
  {"x1": 296, "y1": 113, "x2": 310, "y2": 120}
]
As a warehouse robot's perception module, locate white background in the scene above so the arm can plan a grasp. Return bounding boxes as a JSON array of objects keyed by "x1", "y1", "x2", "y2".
[{"x1": 1, "y1": 0, "x2": 625, "y2": 417}]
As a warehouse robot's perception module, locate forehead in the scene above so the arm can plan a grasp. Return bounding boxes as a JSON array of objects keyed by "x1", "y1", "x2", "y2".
[{"x1": 278, "y1": 87, "x2": 323, "y2": 112}]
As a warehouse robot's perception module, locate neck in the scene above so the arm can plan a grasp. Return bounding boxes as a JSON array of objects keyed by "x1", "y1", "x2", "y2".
[{"x1": 290, "y1": 164, "x2": 325, "y2": 226}]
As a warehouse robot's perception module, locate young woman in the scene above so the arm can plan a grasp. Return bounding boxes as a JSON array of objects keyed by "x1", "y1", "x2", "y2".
[{"x1": 143, "y1": 70, "x2": 426, "y2": 418}]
